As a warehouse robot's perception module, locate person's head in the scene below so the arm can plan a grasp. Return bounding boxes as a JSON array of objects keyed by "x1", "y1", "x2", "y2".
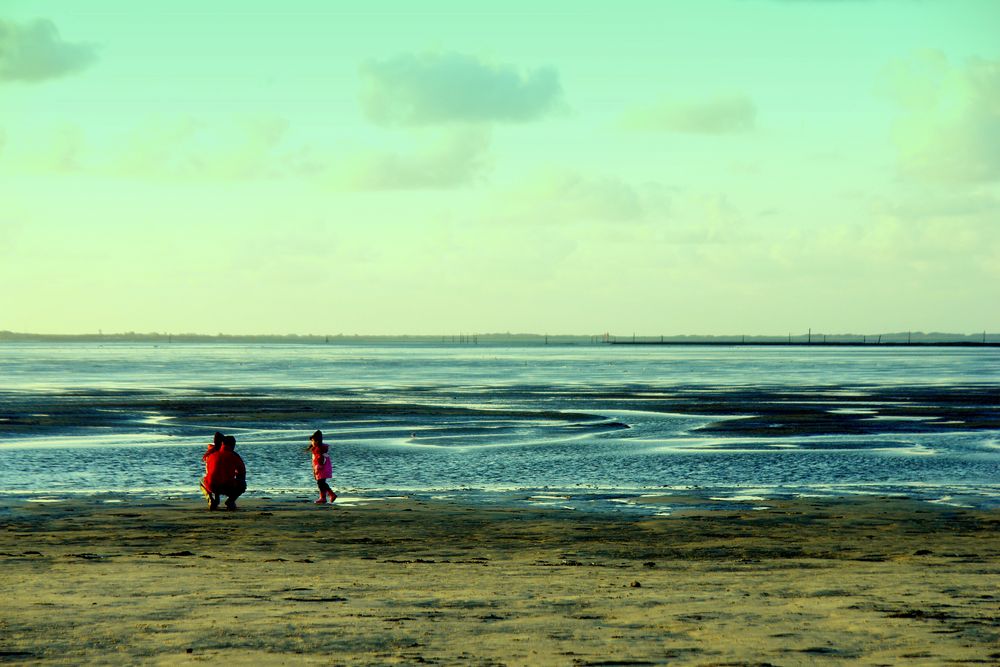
[
  {"x1": 222, "y1": 435, "x2": 237, "y2": 449},
  {"x1": 213, "y1": 432, "x2": 225, "y2": 446},
  {"x1": 310, "y1": 430, "x2": 323, "y2": 445}
]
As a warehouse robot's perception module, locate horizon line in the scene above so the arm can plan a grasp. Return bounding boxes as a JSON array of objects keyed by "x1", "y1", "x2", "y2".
[{"x1": 1, "y1": 330, "x2": 997, "y2": 340}]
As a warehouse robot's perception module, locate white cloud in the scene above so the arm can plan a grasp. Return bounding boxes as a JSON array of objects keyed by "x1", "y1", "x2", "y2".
[
  {"x1": 34, "y1": 124, "x2": 85, "y2": 173},
  {"x1": 492, "y1": 169, "x2": 646, "y2": 225},
  {"x1": 0, "y1": 18, "x2": 97, "y2": 82},
  {"x1": 871, "y1": 190, "x2": 999, "y2": 222},
  {"x1": 359, "y1": 51, "x2": 564, "y2": 126},
  {"x1": 622, "y1": 94, "x2": 757, "y2": 134},
  {"x1": 2, "y1": 116, "x2": 490, "y2": 191},
  {"x1": 0, "y1": 123, "x2": 87, "y2": 174},
  {"x1": 111, "y1": 115, "x2": 293, "y2": 180},
  {"x1": 486, "y1": 170, "x2": 756, "y2": 245},
  {"x1": 864, "y1": 188, "x2": 1000, "y2": 276},
  {"x1": 666, "y1": 193, "x2": 749, "y2": 243},
  {"x1": 328, "y1": 128, "x2": 491, "y2": 191},
  {"x1": 881, "y1": 50, "x2": 1000, "y2": 183}
]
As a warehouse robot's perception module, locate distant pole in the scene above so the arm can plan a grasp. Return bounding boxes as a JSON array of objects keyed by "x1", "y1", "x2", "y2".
[
  {"x1": 808, "y1": 328, "x2": 811, "y2": 344},
  {"x1": 633, "y1": 332, "x2": 636, "y2": 343},
  {"x1": 908, "y1": 331, "x2": 911, "y2": 345}
]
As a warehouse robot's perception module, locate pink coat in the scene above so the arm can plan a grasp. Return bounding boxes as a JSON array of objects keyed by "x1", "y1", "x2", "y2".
[{"x1": 312, "y1": 446, "x2": 332, "y2": 480}]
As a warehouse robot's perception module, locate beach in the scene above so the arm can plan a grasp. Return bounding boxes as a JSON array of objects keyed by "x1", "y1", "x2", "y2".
[{"x1": 2, "y1": 496, "x2": 998, "y2": 665}]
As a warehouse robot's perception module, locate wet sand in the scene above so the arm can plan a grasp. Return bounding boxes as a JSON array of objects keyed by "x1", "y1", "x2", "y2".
[
  {"x1": 3, "y1": 383, "x2": 999, "y2": 439},
  {"x1": 2, "y1": 496, "x2": 998, "y2": 665}
]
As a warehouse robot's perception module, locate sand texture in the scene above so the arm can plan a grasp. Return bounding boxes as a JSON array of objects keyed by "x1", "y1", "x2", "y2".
[{"x1": 1, "y1": 496, "x2": 998, "y2": 665}]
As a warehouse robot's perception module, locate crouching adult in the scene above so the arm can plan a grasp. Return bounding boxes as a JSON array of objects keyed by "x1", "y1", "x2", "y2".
[{"x1": 203, "y1": 434, "x2": 247, "y2": 510}]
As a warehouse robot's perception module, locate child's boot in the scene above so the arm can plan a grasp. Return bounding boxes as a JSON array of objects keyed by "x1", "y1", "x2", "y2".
[
  {"x1": 314, "y1": 495, "x2": 327, "y2": 504},
  {"x1": 326, "y1": 491, "x2": 337, "y2": 503}
]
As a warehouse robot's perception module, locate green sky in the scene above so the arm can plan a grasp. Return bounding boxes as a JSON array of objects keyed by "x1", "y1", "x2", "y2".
[{"x1": 2, "y1": 0, "x2": 998, "y2": 335}]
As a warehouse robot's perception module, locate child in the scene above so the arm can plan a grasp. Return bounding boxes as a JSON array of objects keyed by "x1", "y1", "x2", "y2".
[
  {"x1": 308, "y1": 429, "x2": 336, "y2": 504},
  {"x1": 213, "y1": 435, "x2": 247, "y2": 510},
  {"x1": 200, "y1": 432, "x2": 224, "y2": 510}
]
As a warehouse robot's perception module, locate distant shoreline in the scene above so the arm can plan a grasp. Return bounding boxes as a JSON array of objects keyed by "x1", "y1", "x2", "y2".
[
  {"x1": 2, "y1": 330, "x2": 998, "y2": 346},
  {"x1": 608, "y1": 339, "x2": 1000, "y2": 347}
]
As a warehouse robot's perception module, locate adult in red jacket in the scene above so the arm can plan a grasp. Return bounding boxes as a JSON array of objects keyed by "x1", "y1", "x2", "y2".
[{"x1": 203, "y1": 435, "x2": 247, "y2": 510}]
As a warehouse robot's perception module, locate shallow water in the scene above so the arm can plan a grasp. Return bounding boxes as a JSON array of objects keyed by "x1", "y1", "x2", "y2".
[{"x1": 1, "y1": 342, "x2": 998, "y2": 511}]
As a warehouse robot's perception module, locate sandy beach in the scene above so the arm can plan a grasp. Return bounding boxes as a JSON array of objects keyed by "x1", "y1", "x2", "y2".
[{"x1": 2, "y1": 496, "x2": 998, "y2": 665}]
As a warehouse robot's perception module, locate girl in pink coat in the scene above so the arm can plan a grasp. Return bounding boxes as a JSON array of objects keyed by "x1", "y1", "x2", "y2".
[{"x1": 308, "y1": 429, "x2": 336, "y2": 504}]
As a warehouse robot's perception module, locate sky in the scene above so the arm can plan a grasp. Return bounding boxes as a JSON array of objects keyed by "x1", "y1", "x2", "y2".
[{"x1": 1, "y1": 0, "x2": 998, "y2": 336}]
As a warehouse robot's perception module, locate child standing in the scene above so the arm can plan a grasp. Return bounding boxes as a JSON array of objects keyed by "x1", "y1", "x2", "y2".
[{"x1": 308, "y1": 429, "x2": 336, "y2": 504}]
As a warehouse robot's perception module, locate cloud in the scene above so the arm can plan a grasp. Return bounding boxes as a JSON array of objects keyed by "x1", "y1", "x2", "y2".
[
  {"x1": 112, "y1": 115, "x2": 293, "y2": 180},
  {"x1": 871, "y1": 190, "x2": 999, "y2": 222},
  {"x1": 359, "y1": 52, "x2": 563, "y2": 126},
  {"x1": 864, "y1": 195, "x2": 1000, "y2": 279},
  {"x1": 112, "y1": 117, "x2": 198, "y2": 177},
  {"x1": 881, "y1": 50, "x2": 1000, "y2": 183},
  {"x1": 668, "y1": 193, "x2": 749, "y2": 243},
  {"x1": 329, "y1": 128, "x2": 491, "y2": 190},
  {"x1": 0, "y1": 18, "x2": 97, "y2": 82},
  {"x1": 737, "y1": 0, "x2": 876, "y2": 3},
  {"x1": 0, "y1": 123, "x2": 87, "y2": 174},
  {"x1": 34, "y1": 124, "x2": 84, "y2": 172},
  {"x1": 487, "y1": 170, "x2": 752, "y2": 243},
  {"x1": 203, "y1": 115, "x2": 291, "y2": 180},
  {"x1": 4, "y1": 115, "x2": 490, "y2": 190},
  {"x1": 493, "y1": 169, "x2": 646, "y2": 225},
  {"x1": 622, "y1": 94, "x2": 757, "y2": 134}
]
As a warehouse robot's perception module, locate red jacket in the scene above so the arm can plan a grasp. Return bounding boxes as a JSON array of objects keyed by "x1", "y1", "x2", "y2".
[
  {"x1": 311, "y1": 444, "x2": 332, "y2": 480},
  {"x1": 204, "y1": 448, "x2": 246, "y2": 491}
]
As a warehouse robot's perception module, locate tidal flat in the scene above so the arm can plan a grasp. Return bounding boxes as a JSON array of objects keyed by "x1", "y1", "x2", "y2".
[{"x1": 2, "y1": 384, "x2": 999, "y2": 439}]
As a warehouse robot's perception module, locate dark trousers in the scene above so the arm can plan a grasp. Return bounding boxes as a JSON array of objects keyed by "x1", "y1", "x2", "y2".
[
  {"x1": 317, "y1": 479, "x2": 332, "y2": 494},
  {"x1": 216, "y1": 479, "x2": 246, "y2": 503}
]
